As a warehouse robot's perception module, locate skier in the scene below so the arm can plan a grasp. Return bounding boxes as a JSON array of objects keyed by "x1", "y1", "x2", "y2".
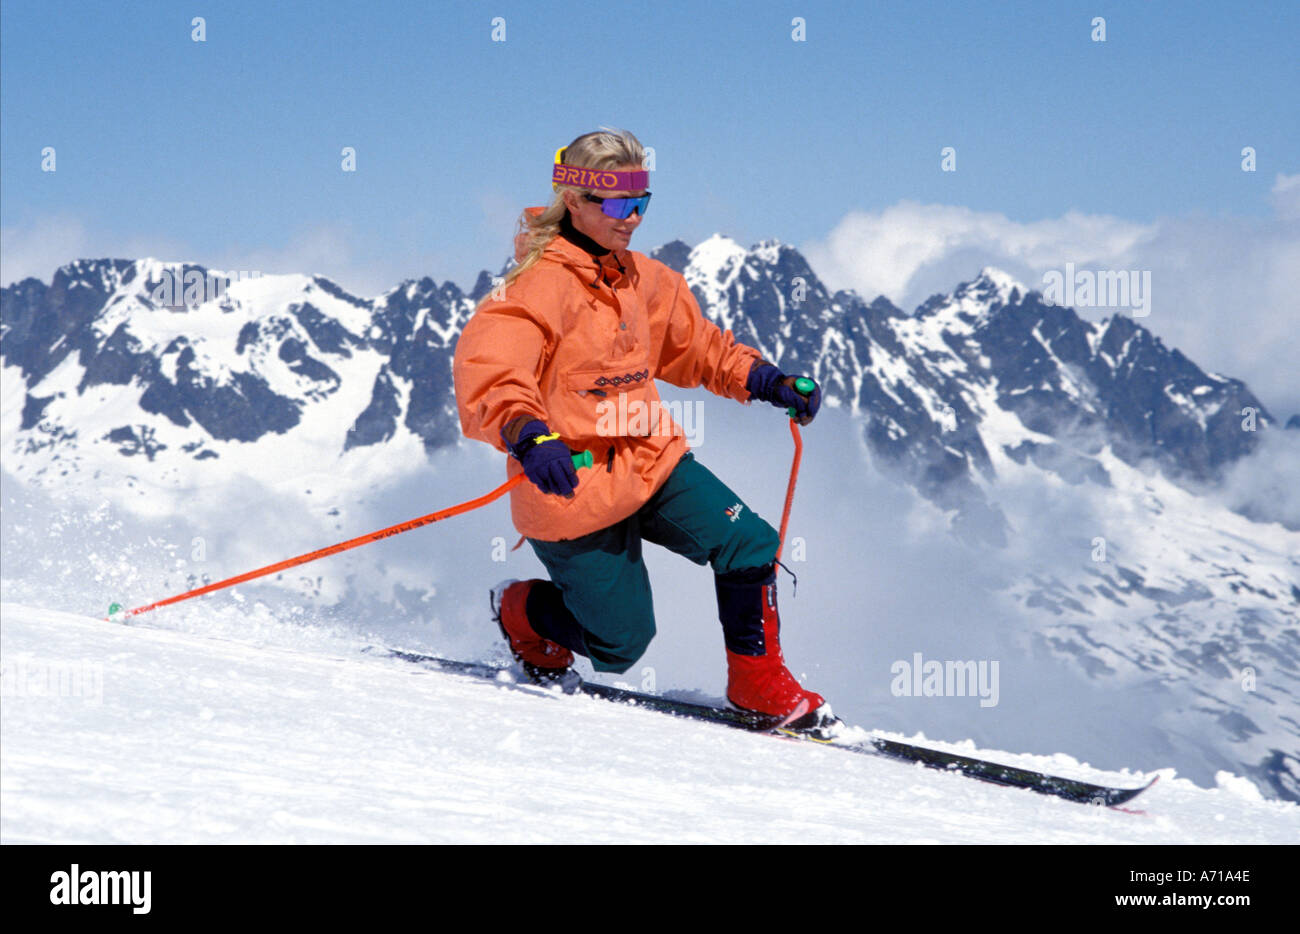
[{"x1": 453, "y1": 128, "x2": 832, "y2": 729}]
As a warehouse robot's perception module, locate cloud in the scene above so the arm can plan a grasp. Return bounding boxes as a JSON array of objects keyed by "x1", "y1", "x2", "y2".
[
  {"x1": 802, "y1": 176, "x2": 1300, "y2": 421},
  {"x1": 1, "y1": 215, "x2": 91, "y2": 287},
  {"x1": 212, "y1": 227, "x2": 457, "y2": 299},
  {"x1": 1210, "y1": 426, "x2": 1300, "y2": 531},
  {"x1": 1271, "y1": 172, "x2": 1300, "y2": 222},
  {"x1": 802, "y1": 202, "x2": 1155, "y2": 305},
  {"x1": 216, "y1": 224, "x2": 360, "y2": 286}
]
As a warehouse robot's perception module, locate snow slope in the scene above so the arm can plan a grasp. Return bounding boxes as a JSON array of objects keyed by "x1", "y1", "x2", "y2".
[{"x1": 3, "y1": 603, "x2": 1294, "y2": 844}]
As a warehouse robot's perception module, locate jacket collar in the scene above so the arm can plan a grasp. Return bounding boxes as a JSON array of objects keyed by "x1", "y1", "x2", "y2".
[
  {"x1": 559, "y1": 211, "x2": 609, "y2": 257},
  {"x1": 544, "y1": 222, "x2": 630, "y2": 282}
]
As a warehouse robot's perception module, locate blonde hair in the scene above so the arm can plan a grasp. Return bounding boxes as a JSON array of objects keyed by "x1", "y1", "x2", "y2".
[{"x1": 480, "y1": 127, "x2": 646, "y2": 306}]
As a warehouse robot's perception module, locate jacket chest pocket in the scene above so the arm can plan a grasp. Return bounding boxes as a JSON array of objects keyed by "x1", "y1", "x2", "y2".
[
  {"x1": 550, "y1": 357, "x2": 660, "y2": 445},
  {"x1": 565, "y1": 294, "x2": 644, "y2": 357}
]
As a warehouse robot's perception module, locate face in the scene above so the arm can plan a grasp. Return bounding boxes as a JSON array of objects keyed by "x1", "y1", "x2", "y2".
[{"x1": 563, "y1": 162, "x2": 647, "y2": 251}]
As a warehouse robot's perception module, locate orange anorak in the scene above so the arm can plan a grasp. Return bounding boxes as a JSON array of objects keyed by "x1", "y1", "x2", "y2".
[{"x1": 454, "y1": 211, "x2": 761, "y2": 541}]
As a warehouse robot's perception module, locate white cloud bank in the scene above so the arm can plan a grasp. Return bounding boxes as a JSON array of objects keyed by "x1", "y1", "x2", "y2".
[
  {"x1": 1, "y1": 215, "x2": 94, "y2": 288},
  {"x1": 803, "y1": 174, "x2": 1300, "y2": 421}
]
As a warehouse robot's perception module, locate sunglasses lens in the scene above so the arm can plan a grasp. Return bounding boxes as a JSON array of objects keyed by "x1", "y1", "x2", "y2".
[
  {"x1": 600, "y1": 199, "x2": 630, "y2": 219},
  {"x1": 601, "y1": 194, "x2": 651, "y2": 219}
]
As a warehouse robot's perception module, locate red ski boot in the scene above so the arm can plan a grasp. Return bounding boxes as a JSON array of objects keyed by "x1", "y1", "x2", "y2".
[
  {"x1": 717, "y1": 564, "x2": 838, "y2": 735},
  {"x1": 491, "y1": 579, "x2": 578, "y2": 690},
  {"x1": 726, "y1": 652, "x2": 823, "y2": 723}
]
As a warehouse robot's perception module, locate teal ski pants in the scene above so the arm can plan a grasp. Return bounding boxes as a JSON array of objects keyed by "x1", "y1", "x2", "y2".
[{"x1": 526, "y1": 451, "x2": 780, "y2": 673}]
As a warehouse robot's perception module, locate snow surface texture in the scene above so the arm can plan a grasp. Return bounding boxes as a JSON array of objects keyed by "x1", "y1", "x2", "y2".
[{"x1": 4, "y1": 604, "x2": 1296, "y2": 844}]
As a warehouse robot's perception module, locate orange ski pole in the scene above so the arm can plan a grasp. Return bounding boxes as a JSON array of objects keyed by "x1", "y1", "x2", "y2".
[
  {"x1": 107, "y1": 450, "x2": 594, "y2": 620},
  {"x1": 776, "y1": 420, "x2": 802, "y2": 561},
  {"x1": 775, "y1": 377, "x2": 815, "y2": 561}
]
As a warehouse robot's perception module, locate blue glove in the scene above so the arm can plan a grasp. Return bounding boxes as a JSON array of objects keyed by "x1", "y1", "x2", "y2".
[
  {"x1": 746, "y1": 363, "x2": 821, "y2": 426},
  {"x1": 503, "y1": 418, "x2": 578, "y2": 496}
]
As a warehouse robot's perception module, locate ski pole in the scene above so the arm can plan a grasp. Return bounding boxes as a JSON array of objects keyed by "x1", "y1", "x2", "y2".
[
  {"x1": 776, "y1": 377, "x2": 815, "y2": 560},
  {"x1": 107, "y1": 450, "x2": 594, "y2": 621}
]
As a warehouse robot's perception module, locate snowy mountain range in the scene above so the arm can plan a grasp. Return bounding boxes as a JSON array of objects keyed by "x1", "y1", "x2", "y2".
[
  {"x1": 2, "y1": 242, "x2": 1297, "y2": 803},
  {"x1": 0, "y1": 249, "x2": 1278, "y2": 501}
]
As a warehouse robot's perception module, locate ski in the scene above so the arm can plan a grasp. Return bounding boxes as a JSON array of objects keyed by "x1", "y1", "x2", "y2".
[
  {"x1": 366, "y1": 646, "x2": 1158, "y2": 808},
  {"x1": 858, "y1": 735, "x2": 1158, "y2": 807}
]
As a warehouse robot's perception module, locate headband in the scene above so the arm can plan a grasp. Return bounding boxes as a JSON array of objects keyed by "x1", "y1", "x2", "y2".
[{"x1": 552, "y1": 146, "x2": 649, "y2": 191}]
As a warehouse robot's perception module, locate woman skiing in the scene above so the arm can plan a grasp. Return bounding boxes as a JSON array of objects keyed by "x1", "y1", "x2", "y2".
[{"x1": 453, "y1": 128, "x2": 832, "y2": 729}]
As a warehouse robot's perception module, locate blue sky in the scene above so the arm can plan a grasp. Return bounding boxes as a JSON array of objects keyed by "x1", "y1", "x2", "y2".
[{"x1": 2, "y1": 0, "x2": 1298, "y2": 410}]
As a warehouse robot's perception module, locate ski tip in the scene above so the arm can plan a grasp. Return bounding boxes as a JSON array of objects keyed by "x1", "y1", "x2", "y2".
[
  {"x1": 1129, "y1": 773, "x2": 1160, "y2": 794},
  {"x1": 1099, "y1": 773, "x2": 1161, "y2": 808},
  {"x1": 1112, "y1": 775, "x2": 1161, "y2": 813},
  {"x1": 106, "y1": 602, "x2": 124, "y2": 622}
]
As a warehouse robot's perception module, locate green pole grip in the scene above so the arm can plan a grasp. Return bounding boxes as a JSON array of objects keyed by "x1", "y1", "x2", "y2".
[
  {"x1": 787, "y1": 377, "x2": 817, "y2": 418},
  {"x1": 571, "y1": 449, "x2": 593, "y2": 470}
]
